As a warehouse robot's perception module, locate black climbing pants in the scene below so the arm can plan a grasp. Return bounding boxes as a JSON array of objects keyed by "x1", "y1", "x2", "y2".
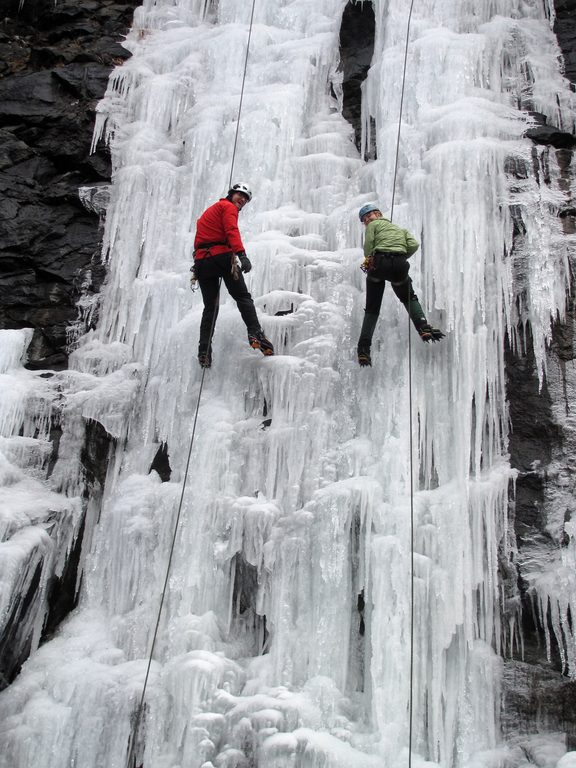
[
  {"x1": 359, "y1": 252, "x2": 426, "y2": 345},
  {"x1": 196, "y1": 252, "x2": 260, "y2": 351}
]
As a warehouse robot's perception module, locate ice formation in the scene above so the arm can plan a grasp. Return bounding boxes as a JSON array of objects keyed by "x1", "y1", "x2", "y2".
[{"x1": 1, "y1": 1, "x2": 575, "y2": 767}]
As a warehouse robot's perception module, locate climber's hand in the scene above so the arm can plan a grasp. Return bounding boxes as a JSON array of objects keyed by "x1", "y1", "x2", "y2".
[{"x1": 237, "y1": 251, "x2": 252, "y2": 273}]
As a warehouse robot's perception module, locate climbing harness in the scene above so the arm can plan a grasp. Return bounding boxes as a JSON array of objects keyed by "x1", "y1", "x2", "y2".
[
  {"x1": 126, "y1": 2, "x2": 257, "y2": 766},
  {"x1": 193, "y1": 240, "x2": 229, "y2": 258},
  {"x1": 192, "y1": 242, "x2": 243, "y2": 285}
]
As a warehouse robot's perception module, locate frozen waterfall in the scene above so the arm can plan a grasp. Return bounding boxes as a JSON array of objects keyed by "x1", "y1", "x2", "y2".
[{"x1": 1, "y1": 0, "x2": 575, "y2": 767}]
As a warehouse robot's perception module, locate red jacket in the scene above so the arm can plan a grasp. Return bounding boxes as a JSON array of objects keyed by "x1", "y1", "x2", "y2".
[{"x1": 194, "y1": 198, "x2": 245, "y2": 260}]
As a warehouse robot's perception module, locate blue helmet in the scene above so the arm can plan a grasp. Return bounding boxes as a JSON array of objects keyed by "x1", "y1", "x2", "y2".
[
  {"x1": 358, "y1": 203, "x2": 381, "y2": 221},
  {"x1": 358, "y1": 203, "x2": 380, "y2": 221}
]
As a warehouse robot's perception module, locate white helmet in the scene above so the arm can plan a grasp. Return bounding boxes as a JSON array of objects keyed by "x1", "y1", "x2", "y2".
[{"x1": 228, "y1": 182, "x2": 252, "y2": 201}]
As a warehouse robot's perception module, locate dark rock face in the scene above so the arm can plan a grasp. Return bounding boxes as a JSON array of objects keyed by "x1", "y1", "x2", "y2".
[
  {"x1": 502, "y1": 661, "x2": 576, "y2": 746},
  {"x1": 0, "y1": 558, "x2": 43, "y2": 688},
  {"x1": 0, "y1": 0, "x2": 138, "y2": 369},
  {"x1": 149, "y1": 442, "x2": 172, "y2": 482},
  {"x1": 526, "y1": 123, "x2": 576, "y2": 150},
  {"x1": 505, "y1": 328, "x2": 559, "y2": 634},
  {"x1": 504, "y1": 165, "x2": 576, "y2": 736},
  {"x1": 554, "y1": 0, "x2": 576, "y2": 86},
  {"x1": 339, "y1": 0, "x2": 375, "y2": 155},
  {"x1": 500, "y1": 0, "x2": 576, "y2": 739},
  {"x1": 0, "y1": 0, "x2": 137, "y2": 684}
]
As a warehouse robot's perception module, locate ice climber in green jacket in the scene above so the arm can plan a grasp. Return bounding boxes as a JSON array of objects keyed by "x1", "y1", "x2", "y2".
[{"x1": 357, "y1": 203, "x2": 444, "y2": 366}]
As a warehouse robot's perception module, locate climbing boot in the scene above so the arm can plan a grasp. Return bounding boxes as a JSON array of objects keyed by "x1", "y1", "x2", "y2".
[
  {"x1": 198, "y1": 345, "x2": 212, "y2": 368},
  {"x1": 357, "y1": 344, "x2": 372, "y2": 367},
  {"x1": 248, "y1": 331, "x2": 274, "y2": 356},
  {"x1": 417, "y1": 323, "x2": 445, "y2": 343}
]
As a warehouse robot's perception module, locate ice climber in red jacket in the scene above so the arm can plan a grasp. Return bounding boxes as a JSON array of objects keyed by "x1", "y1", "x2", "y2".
[{"x1": 193, "y1": 182, "x2": 274, "y2": 368}]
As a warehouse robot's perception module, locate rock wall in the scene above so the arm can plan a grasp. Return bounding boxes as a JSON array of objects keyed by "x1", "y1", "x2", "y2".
[
  {"x1": 0, "y1": 0, "x2": 138, "y2": 369},
  {"x1": 554, "y1": 0, "x2": 576, "y2": 85},
  {"x1": 338, "y1": 0, "x2": 375, "y2": 155},
  {"x1": 0, "y1": 0, "x2": 138, "y2": 686},
  {"x1": 501, "y1": 0, "x2": 576, "y2": 742}
]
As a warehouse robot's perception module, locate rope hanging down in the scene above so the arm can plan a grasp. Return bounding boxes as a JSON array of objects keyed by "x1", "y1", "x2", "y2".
[
  {"x1": 126, "y1": 3, "x2": 257, "y2": 766},
  {"x1": 388, "y1": 1, "x2": 417, "y2": 767}
]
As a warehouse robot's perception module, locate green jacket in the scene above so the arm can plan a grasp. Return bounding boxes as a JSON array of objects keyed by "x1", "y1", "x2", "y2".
[{"x1": 363, "y1": 217, "x2": 419, "y2": 258}]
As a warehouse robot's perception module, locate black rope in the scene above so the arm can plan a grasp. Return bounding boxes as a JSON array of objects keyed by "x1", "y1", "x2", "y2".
[
  {"x1": 408, "y1": 308, "x2": 415, "y2": 768},
  {"x1": 407, "y1": 283, "x2": 416, "y2": 768},
  {"x1": 390, "y1": 1, "x2": 415, "y2": 224},
  {"x1": 388, "y1": 1, "x2": 417, "y2": 766},
  {"x1": 126, "y1": 286, "x2": 221, "y2": 768},
  {"x1": 229, "y1": 0, "x2": 257, "y2": 187},
  {"x1": 126, "y1": 1, "x2": 257, "y2": 764}
]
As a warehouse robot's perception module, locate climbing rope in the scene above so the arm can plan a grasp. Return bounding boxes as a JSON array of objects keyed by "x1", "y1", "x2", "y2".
[
  {"x1": 229, "y1": 0, "x2": 256, "y2": 186},
  {"x1": 126, "y1": 3, "x2": 257, "y2": 765},
  {"x1": 126, "y1": 299, "x2": 219, "y2": 768},
  {"x1": 388, "y1": 1, "x2": 417, "y2": 766},
  {"x1": 390, "y1": 2, "x2": 415, "y2": 223}
]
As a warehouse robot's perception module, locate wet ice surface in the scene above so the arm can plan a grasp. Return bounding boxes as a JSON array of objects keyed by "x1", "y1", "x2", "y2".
[{"x1": 1, "y1": 0, "x2": 575, "y2": 766}]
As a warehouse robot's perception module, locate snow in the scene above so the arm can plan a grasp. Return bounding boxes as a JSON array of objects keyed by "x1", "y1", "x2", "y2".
[{"x1": 1, "y1": 0, "x2": 575, "y2": 767}]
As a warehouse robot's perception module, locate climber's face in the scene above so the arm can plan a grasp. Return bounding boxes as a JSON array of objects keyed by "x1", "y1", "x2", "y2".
[
  {"x1": 231, "y1": 192, "x2": 249, "y2": 211},
  {"x1": 361, "y1": 210, "x2": 381, "y2": 225}
]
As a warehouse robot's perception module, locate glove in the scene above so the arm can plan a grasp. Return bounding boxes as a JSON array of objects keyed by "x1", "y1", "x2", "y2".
[{"x1": 236, "y1": 251, "x2": 252, "y2": 273}]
